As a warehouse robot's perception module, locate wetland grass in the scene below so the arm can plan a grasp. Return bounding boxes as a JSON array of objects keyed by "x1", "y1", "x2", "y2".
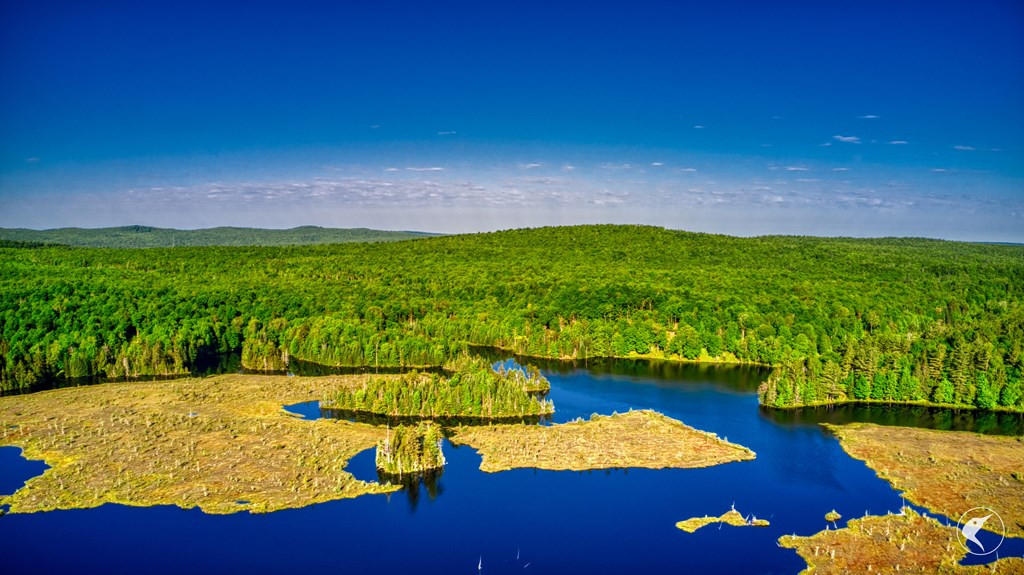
[
  {"x1": 779, "y1": 507, "x2": 1024, "y2": 574},
  {"x1": 450, "y1": 409, "x2": 755, "y2": 473},
  {"x1": 824, "y1": 423, "x2": 1024, "y2": 538},
  {"x1": 0, "y1": 374, "x2": 398, "y2": 514}
]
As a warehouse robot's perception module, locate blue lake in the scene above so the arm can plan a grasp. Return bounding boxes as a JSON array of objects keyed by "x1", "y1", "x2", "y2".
[{"x1": 1, "y1": 356, "x2": 1021, "y2": 573}]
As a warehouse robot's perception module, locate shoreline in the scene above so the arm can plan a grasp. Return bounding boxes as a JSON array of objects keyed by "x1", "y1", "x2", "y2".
[
  {"x1": 765, "y1": 397, "x2": 1024, "y2": 415},
  {"x1": 7, "y1": 347, "x2": 1023, "y2": 418}
]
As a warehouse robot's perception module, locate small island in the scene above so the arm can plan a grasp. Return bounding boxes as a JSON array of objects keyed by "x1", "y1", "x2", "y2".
[
  {"x1": 376, "y1": 422, "x2": 446, "y2": 480},
  {"x1": 450, "y1": 409, "x2": 755, "y2": 472},
  {"x1": 676, "y1": 507, "x2": 769, "y2": 533}
]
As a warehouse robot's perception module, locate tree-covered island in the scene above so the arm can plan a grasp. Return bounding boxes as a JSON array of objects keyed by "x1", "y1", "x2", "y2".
[{"x1": 325, "y1": 358, "x2": 553, "y2": 419}]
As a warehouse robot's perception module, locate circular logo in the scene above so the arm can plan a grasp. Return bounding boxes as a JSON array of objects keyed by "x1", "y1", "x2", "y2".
[{"x1": 956, "y1": 507, "x2": 1005, "y2": 556}]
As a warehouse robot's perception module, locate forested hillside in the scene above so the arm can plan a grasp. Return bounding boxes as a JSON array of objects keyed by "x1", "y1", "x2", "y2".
[
  {"x1": 1, "y1": 225, "x2": 1022, "y2": 411},
  {"x1": 0, "y1": 225, "x2": 435, "y2": 248}
]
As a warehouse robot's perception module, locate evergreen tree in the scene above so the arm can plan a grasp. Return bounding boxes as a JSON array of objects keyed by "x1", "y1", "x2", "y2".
[
  {"x1": 1000, "y1": 375, "x2": 1022, "y2": 408},
  {"x1": 975, "y1": 372, "x2": 997, "y2": 410},
  {"x1": 852, "y1": 375, "x2": 871, "y2": 400},
  {"x1": 932, "y1": 378, "x2": 954, "y2": 405}
]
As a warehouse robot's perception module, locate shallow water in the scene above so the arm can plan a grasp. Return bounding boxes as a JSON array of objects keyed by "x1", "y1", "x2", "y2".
[{"x1": 2, "y1": 356, "x2": 1021, "y2": 573}]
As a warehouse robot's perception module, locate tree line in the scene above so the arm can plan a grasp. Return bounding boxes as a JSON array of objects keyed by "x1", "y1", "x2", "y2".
[{"x1": 1, "y1": 225, "x2": 1022, "y2": 412}]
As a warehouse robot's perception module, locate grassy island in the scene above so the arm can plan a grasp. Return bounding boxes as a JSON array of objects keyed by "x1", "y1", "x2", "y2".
[
  {"x1": 779, "y1": 507, "x2": 1024, "y2": 574},
  {"x1": 324, "y1": 358, "x2": 553, "y2": 420},
  {"x1": 676, "y1": 507, "x2": 769, "y2": 533},
  {"x1": 376, "y1": 423, "x2": 446, "y2": 478},
  {"x1": 450, "y1": 410, "x2": 755, "y2": 472},
  {"x1": 0, "y1": 374, "x2": 398, "y2": 514},
  {"x1": 824, "y1": 423, "x2": 1024, "y2": 538}
]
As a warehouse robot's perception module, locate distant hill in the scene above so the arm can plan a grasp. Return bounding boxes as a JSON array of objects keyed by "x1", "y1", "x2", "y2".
[{"x1": 0, "y1": 225, "x2": 438, "y2": 248}]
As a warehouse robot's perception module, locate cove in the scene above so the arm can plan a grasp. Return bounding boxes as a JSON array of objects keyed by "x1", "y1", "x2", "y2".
[
  {"x1": 0, "y1": 446, "x2": 48, "y2": 499},
  {"x1": 2, "y1": 355, "x2": 1021, "y2": 573}
]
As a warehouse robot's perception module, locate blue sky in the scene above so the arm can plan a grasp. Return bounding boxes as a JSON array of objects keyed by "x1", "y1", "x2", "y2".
[{"x1": 1, "y1": 1, "x2": 1022, "y2": 239}]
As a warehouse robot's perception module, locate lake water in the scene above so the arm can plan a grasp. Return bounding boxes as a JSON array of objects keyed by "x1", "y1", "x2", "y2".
[{"x1": 1, "y1": 355, "x2": 1021, "y2": 573}]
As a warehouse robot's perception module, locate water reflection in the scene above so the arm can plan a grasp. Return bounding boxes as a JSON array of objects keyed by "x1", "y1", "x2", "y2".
[
  {"x1": 761, "y1": 403, "x2": 1024, "y2": 436},
  {"x1": 344, "y1": 444, "x2": 446, "y2": 513},
  {"x1": 279, "y1": 358, "x2": 447, "y2": 377},
  {"x1": 320, "y1": 407, "x2": 548, "y2": 427},
  {"x1": 472, "y1": 346, "x2": 769, "y2": 393},
  {"x1": 381, "y1": 470, "x2": 446, "y2": 512},
  {"x1": 484, "y1": 349, "x2": 1024, "y2": 436},
  {"x1": 0, "y1": 352, "x2": 242, "y2": 397},
  {"x1": 286, "y1": 399, "x2": 549, "y2": 427},
  {"x1": 1, "y1": 353, "x2": 447, "y2": 397}
]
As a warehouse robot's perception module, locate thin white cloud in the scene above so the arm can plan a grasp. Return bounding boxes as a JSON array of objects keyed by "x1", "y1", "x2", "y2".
[
  {"x1": 406, "y1": 167, "x2": 445, "y2": 172},
  {"x1": 953, "y1": 145, "x2": 975, "y2": 151},
  {"x1": 832, "y1": 167, "x2": 850, "y2": 172},
  {"x1": 859, "y1": 115, "x2": 880, "y2": 119},
  {"x1": 785, "y1": 166, "x2": 810, "y2": 172},
  {"x1": 518, "y1": 163, "x2": 542, "y2": 170},
  {"x1": 650, "y1": 162, "x2": 664, "y2": 167},
  {"x1": 693, "y1": 125, "x2": 705, "y2": 129},
  {"x1": 437, "y1": 131, "x2": 457, "y2": 135},
  {"x1": 833, "y1": 135, "x2": 861, "y2": 144},
  {"x1": 889, "y1": 140, "x2": 908, "y2": 145},
  {"x1": 932, "y1": 168, "x2": 949, "y2": 173}
]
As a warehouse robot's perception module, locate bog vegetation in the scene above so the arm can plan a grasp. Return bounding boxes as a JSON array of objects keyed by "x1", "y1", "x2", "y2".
[
  {"x1": 779, "y1": 507, "x2": 1024, "y2": 574},
  {"x1": 1, "y1": 225, "x2": 1022, "y2": 412}
]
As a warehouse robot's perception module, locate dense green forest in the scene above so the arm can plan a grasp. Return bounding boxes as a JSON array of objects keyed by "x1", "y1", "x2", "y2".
[
  {"x1": 1, "y1": 225, "x2": 1023, "y2": 412},
  {"x1": 0, "y1": 225, "x2": 435, "y2": 248},
  {"x1": 375, "y1": 423, "x2": 446, "y2": 477},
  {"x1": 327, "y1": 358, "x2": 553, "y2": 418}
]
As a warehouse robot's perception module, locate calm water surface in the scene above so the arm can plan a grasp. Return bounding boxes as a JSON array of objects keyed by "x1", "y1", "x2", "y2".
[{"x1": 1, "y1": 355, "x2": 1021, "y2": 573}]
